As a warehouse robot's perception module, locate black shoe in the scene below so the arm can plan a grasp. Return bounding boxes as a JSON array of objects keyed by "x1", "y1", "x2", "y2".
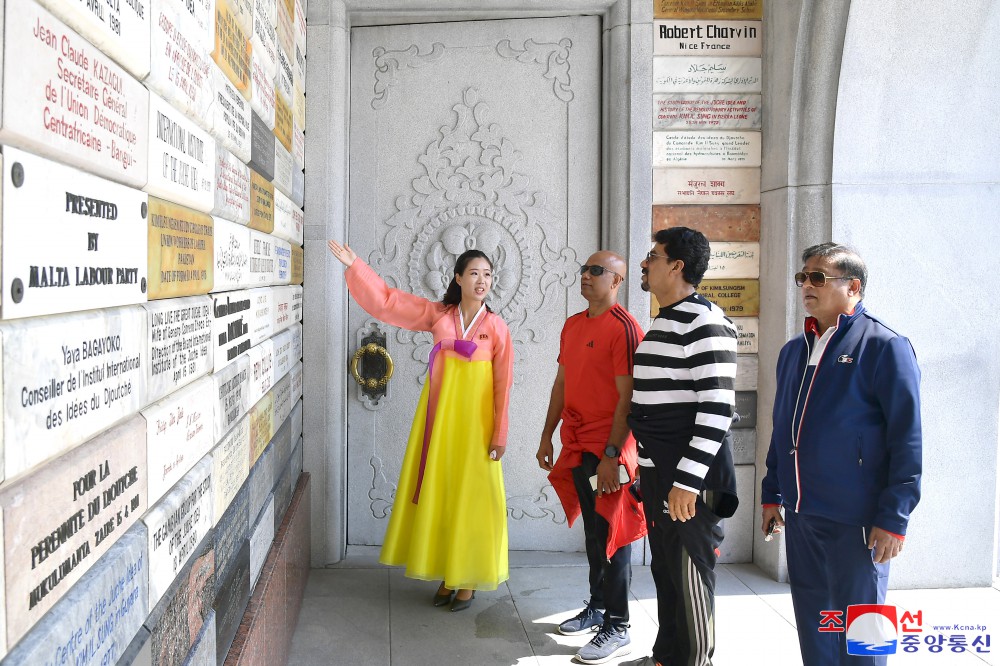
[
  {"x1": 558, "y1": 600, "x2": 604, "y2": 635},
  {"x1": 450, "y1": 591, "x2": 475, "y2": 612},
  {"x1": 433, "y1": 588, "x2": 454, "y2": 607}
]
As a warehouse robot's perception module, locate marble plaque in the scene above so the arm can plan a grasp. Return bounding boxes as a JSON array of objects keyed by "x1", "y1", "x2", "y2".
[
  {"x1": 248, "y1": 337, "x2": 275, "y2": 403},
  {"x1": 290, "y1": 399, "x2": 301, "y2": 446},
  {"x1": 273, "y1": 91, "x2": 292, "y2": 151},
  {"x1": 269, "y1": 413, "x2": 292, "y2": 474},
  {"x1": 249, "y1": 53, "x2": 276, "y2": 130},
  {"x1": 1, "y1": 524, "x2": 148, "y2": 666},
  {"x1": 292, "y1": 193, "x2": 304, "y2": 242},
  {"x1": 274, "y1": 239, "x2": 292, "y2": 284},
  {"x1": 735, "y1": 354, "x2": 757, "y2": 391},
  {"x1": 249, "y1": 170, "x2": 275, "y2": 233},
  {"x1": 653, "y1": 56, "x2": 761, "y2": 93},
  {"x1": 272, "y1": 132, "x2": 294, "y2": 198},
  {"x1": 732, "y1": 316, "x2": 758, "y2": 354},
  {"x1": 1, "y1": 147, "x2": 148, "y2": 320},
  {"x1": 272, "y1": 284, "x2": 302, "y2": 332},
  {"x1": 290, "y1": 359, "x2": 302, "y2": 403},
  {"x1": 143, "y1": 295, "x2": 214, "y2": 403},
  {"x1": 212, "y1": 0, "x2": 252, "y2": 98},
  {"x1": 654, "y1": 0, "x2": 762, "y2": 20},
  {"x1": 143, "y1": 455, "x2": 213, "y2": 609},
  {"x1": 276, "y1": 4, "x2": 293, "y2": 71},
  {"x1": 213, "y1": 218, "x2": 252, "y2": 292},
  {"x1": 213, "y1": 541, "x2": 249, "y2": 664},
  {"x1": 249, "y1": 494, "x2": 274, "y2": 590},
  {"x1": 251, "y1": 0, "x2": 278, "y2": 80},
  {"x1": 247, "y1": 444, "x2": 273, "y2": 527},
  {"x1": 653, "y1": 131, "x2": 761, "y2": 167},
  {"x1": 145, "y1": 93, "x2": 216, "y2": 212},
  {"x1": 183, "y1": 609, "x2": 216, "y2": 666},
  {"x1": 211, "y1": 65, "x2": 252, "y2": 162},
  {"x1": 0, "y1": 306, "x2": 147, "y2": 479},
  {"x1": 271, "y1": 373, "x2": 292, "y2": 428},
  {"x1": 272, "y1": 188, "x2": 302, "y2": 245},
  {"x1": 291, "y1": 166, "x2": 304, "y2": 207},
  {"x1": 212, "y1": 288, "x2": 254, "y2": 372},
  {"x1": 147, "y1": 530, "x2": 215, "y2": 666},
  {"x1": 249, "y1": 113, "x2": 275, "y2": 180},
  {"x1": 142, "y1": 376, "x2": 215, "y2": 505},
  {"x1": 730, "y1": 427, "x2": 755, "y2": 465},
  {"x1": 294, "y1": 0, "x2": 306, "y2": 75},
  {"x1": 291, "y1": 245, "x2": 303, "y2": 285},
  {"x1": 271, "y1": 324, "x2": 299, "y2": 381},
  {"x1": 0, "y1": 416, "x2": 146, "y2": 648},
  {"x1": 0, "y1": 0, "x2": 149, "y2": 187},
  {"x1": 291, "y1": 436, "x2": 302, "y2": 480},
  {"x1": 706, "y1": 241, "x2": 759, "y2": 278},
  {"x1": 290, "y1": 286, "x2": 302, "y2": 325},
  {"x1": 211, "y1": 414, "x2": 250, "y2": 524},
  {"x1": 249, "y1": 231, "x2": 276, "y2": 285},
  {"x1": 249, "y1": 391, "x2": 274, "y2": 465},
  {"x1": 212, "y1": 481, "x2": 248, "y2": 590},
  {"x1": 654, "y1": 20, "x2": 761, "y2": 56},
  {"x1": 213, "y1": 353, "x2": 251, "y2": 441},
  {"x1": 159, "y1": 0, "x2": 214, "y2": 49},
  {"x1": 272, "y1": 455, "x2": 292, "y2": 529},
  {"x1": 652, "y1": 167, "x2": 760, "y2": 205},
  {"x1": 146, "y1": 0, "x2": 214, "y2": 126},
  {"x1": 147, "y1": 198, "x2": 215, "y2": 299},
  {"x1": 292, "y1": 119, "x2": 304, "y2": 170},
  {"x1": 696, "y1": 279, "x2": 759, "y2": 316},
  {"x1": 249, "y1": 287, "x2": 274, "y2": 346},
  {"x1": 654, "y1": 93, "x2": 761, "y2": 130},
  {"x1": 652, "y1": 204, "x2": 760, "y2": 240},
  {"x1": 213, "y1": 147, "x2": 252, "y2": 225},
  {"x1": 733, "y1": 391, "x2": 756, "y2": 428}
]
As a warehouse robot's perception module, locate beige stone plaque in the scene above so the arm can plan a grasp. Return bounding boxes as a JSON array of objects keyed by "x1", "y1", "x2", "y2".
[
  {"x1": 274, "y1": 92, "x2": 293, "y2": 151},
  {"x1": 276, "y1": 0, "x2": 293, "y2": 66},
  {"x1": 212, "y1": 413, "x2": 250, "y2": 525},
  {"x1": 248, "y1": 391, "x2": 273, "y2": 466},
  {"x1": 654, "y1": 93, "x2": 761, "y2": 130},
  {"x1": 654, "y1": 20, "x2": 761, "y2": 56},
  {"x1": 706, "y1": 242, "x2": 759, "y2": 279},
  {"x1": 654, "y1": 0, "x2": 762, "y2": 20},
  {"x1": 212, "y1": 0, "x2": 252, "y2": 99},
  {"x1": 732, "y1": 316, "x2": 758, "y2": 354},
  {"x1": 735, "y1": 354, "x2": 757, "y2": 391},
  {"x1": 653, "y1": 131, "x2": 761, "y2": 167},
  {"x1": 697, "y1": 279, "x2": 759, "y2": 316},
  {"x1": 293, "y1": 119, "x2": 304, "y2": 170},
  {"x1": 652, "y1": 204, "x2": 760, "y2": 240},
  {"x1": 147, "y1": 198, "x2": 215, "y2": 299},
  {"x1": 653, "y1": 167, "x2": 760, "y2": 205},
  {"x1": 214, "y1": 354, "x2": 251, "y2": 441},
  {"x1": 291, "y1": 245, "x2": 303, "y2": 285},
  {"x1": 249, "y1": 170, "x2": 275, "y2": 232},
  {"x1": 653, "y1": 56, "x2": 761, "y2": 93}
]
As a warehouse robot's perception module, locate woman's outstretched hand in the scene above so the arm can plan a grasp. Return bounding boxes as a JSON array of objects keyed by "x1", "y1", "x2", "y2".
[{"x1": 328, "y1": 240, "x2": 357, "y2": 267}]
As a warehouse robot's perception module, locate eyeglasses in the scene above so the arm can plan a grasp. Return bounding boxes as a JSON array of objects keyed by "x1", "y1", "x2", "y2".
[
  {"x1": 580, "y1": 265, "x2": 621, "y2": 279},
  {"x1": 794, "y1": 271, "x2": 858, "y2": 288},
  {"x1": 645, "y1": 251, "x2": 670, "y2": 262}
]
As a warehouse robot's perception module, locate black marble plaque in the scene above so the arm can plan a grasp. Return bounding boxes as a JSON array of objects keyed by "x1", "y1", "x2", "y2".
[
  {"x1": 733, "y1": 391, "x2": 757, "y2": 429},
  {"x1": 249, "y1": 113, "x2": 275, "y2": 181},
  {"x1": 213, "y1": 480, "x2": 250, "y2": 597},
  {"x1": 213, "y1": 541, "x2": 250, "y2": 665}
]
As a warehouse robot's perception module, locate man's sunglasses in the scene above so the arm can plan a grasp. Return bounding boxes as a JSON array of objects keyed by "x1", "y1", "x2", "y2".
[
  {"x1": 794, "y1": 271, "x2": 857, "y2": 288},
  {"x1": 580, "y1": 265, "x2": 621, "y2": 279}
]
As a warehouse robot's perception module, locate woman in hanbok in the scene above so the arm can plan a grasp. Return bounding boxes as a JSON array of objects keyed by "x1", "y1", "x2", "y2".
[{"x1": 328, "y1": 240, "x2": 514, "y2": 611}]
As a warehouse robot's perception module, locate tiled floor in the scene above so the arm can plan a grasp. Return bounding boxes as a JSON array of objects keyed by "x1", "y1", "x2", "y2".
[{"x1": 290, "y1": 548, "x2": 1000, "y2": 665}]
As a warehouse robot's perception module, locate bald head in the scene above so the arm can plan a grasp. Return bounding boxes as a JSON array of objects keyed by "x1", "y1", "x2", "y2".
[
  {"x1": 580, "y1": 251, "x2": 626, "y2": 308},
  {"x1": 587, "y1": 251, "x2": 627, "y2": 281}
]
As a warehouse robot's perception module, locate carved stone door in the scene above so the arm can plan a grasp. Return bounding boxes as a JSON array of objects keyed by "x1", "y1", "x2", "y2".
[{"x1": 347, "y1": 16, "x2": 601, "y2": 551}]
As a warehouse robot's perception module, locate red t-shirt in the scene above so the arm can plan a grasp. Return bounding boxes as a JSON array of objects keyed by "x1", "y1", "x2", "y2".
[{"x1": 558, "y1": 304, "x2": 643, "y2": 449}]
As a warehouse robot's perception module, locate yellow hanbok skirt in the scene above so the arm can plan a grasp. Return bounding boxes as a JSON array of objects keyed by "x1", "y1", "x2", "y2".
[{"x1": 379, "y1": 356, "x2": 509, "y2": 590}]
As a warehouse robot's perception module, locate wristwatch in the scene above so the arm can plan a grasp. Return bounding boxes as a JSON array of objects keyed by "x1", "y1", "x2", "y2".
[{"x1": 604, "y1": 444, "x2": 620, "y2": 459}]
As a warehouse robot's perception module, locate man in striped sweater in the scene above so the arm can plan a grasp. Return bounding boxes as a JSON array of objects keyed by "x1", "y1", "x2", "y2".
[{"x1": 626, "y1": 227, "x2": 739, "y2": 666}]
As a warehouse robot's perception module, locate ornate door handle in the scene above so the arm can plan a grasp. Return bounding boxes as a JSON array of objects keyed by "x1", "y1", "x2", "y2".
[{"x1": 350, "y1": 340, "x2": 394, "y2": 400}]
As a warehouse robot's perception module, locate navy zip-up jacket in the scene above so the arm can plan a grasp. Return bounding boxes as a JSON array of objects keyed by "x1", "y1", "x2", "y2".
[{"x1": 761, "y1": 302, "x2": 922, "y2": 535}]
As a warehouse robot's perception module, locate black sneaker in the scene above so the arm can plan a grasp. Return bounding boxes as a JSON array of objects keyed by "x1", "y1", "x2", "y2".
[
  {"x1": 576, "y1": 624, "x2": 632, "y2": 664},
  {"x1": 557, "y1": 601, "x2": 604, "y2": 636}
]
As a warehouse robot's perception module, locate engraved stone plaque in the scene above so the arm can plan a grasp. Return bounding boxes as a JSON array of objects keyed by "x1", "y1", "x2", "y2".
[
  {"x1": 290, "y1": 359, "x2": 302, "y2": 403},
  {"x1": 147, "y1": 0, "x2": 214, "y2": 126},
  {"x1": 652, "y1": 204, "x2": 760, "y2": 240},
  {"x1": 210, "y1": 65, "x2": 252, "y2": 163},
  {"x1": 274, "y1": 238, "x2": 292, "y2": 284},
  {"x1": 142, "y1": 376, "x2": 215, "y2": 506},
  {"x1": 272, "y1": 140, "x2": 293, "y2": 198},
  {"x1": 291, "y1": 435, "x2": 302, "y2": 480},
  {"x1": 249, "y1": 287, "x2": 274, "y2": 346},
  {"x1": 271, "y1": 372, "x2": 292, "y2": 427},
  {"x1": 292, "y1": 195, "x2": 303, "y2": 238},
  {"x1": 294, "y1": 0, "x2": 305, "y2": 77},
  {"x1": 272, "y1": 284, "x2": 301, "y2": 332},
  {"x1": 249, "y1": 170, "x2": 275, "y2": 232},
  {"x1": 732, "y1": 316, "x2": 758, "y2": 354},
  {"x1": 1, "y1": 147, "x2": 148, "y2": 320},
  {"x1": 213, "y1": 353, "x2": 251, "y2": 441},
  {"x1": 145, "y1": 93, "x2": 216, "y2": 212},
  {"x1": 291, "y1": 167, "x2": 303, "y2": 207},
  {"x1": 147, "y1": 197, "x2": 215, "y2": 299},
  {"x1": 292, "y1": 119, "x2": 304, "y2": 170},
  {"x1": 706, "y1": 241, "x2": 759, "y2": 279},
  {"x1": 249, "y1": 231, "x2": 276, "y2": 285},
  {"x1": 212, "y1": 481, "x2": 248, "y2": 591},
  {"x1": 653, "y1": 167, "x2": 760, "y2": 205},
  {"x1": 248, "y1": 336, "x2": 275, "y2": 403},
  {"x1": 733, "y1": 391, "x2": 756, "y2": 428},
  {"x1": 249, "y1": 391, "x2": 274, "y2": 465},
  {"x1": 654, "y1": 20, "x2": 761, "y2": 56},
  {"x1": 1, "y1": 523, "x2": 148, "y2": 666},
  {"x1": 269, "y1": 411, "x2": 292, "y2": 473},
  {"x1": 249, "y1": 113, "x2": 275, "y2": 180},
  {"x1": 186, "y1": 610, "x2": 216, "y2": 666},
  {"x1": 275, "y1": 4, "x2": 293, "y2": 71},
  {"x1": 0, "y1": 0, "x2": 149, "y2": 187},
  {"x1": 213, "y1": 147, "x2": 252, "y2": 225},
  {"x1": 251, "y1": 0, "x2": 277, "y2": 80},
  {"x1": 249, "y1": 494, "x2": 274, "y2": 590},
  {"x1": 143, "y1": 455, "x2": 213, "y2": 609},
  {"x1": 653, "y1": 131, "x2": 761, "y2": 167},
  {"x1": 212, "y1": 0, "x2": 251, "y2": 98},
  {"x1": 696, "y1": 279, "x2": 759, "y2": 316},
  {"x1": 653, "y1": 56, "x2": 761, "y2": 93},
  {"x1": 735, "y1": 354, "x2": 758, "y2": 391},
  {"x1": 654, "y1": 93, "x2": 761, "y2": 130},
  {"x1": 248, "y1": 444, "x2": 273, "y2": 526},
  {"x1": 213, "y1": 218, "x2": 252, "y2": 292},
  {"x1": 213, "y1": 541, "x2": 249, "y2": 664},
  {"x1": 290, "y1": 284, "x2": 302, "y2": 325},
  {"x1": 158, "y1": 0, "x2": 214, "y2": 50},
  {"x1": 271, "y1": 323, "x2": 300, "y2": 381},
  {"x1": 211, "y1": 414, "x2": 250, "y2": 525},
  {"x1": 0, "y1": 306, "x2": 147, "y2": 479},
  {"x1": 272, "y1": 188, "x2": 302, "y2": 245},
  {"x1": 291, "y1": 245, "x2": 303, "y2": 285},
  {"x1": 35, "y1": 0, "x2": 152, "y2": 79},
  {"x1": 212, "y1": 288, "x2": 254, "y2": 372},
  {"x1": 730, "y1": 428, "x2": 755, "y2": 465},
  {"x1": 654, "y1": 0, "x2": 762, "y2": 20},
  {"x1": 272, "y1": 451, "x2": 293, "y2": 528},
  {"x1": 290, "y1": 399, "x2": 301, "y2": 445},
  {"x1": 0, "y1": 416, "x2": 146, "y2": 649},
  {"x1": 250, "y1": 53, "x2": 276, "y2": 130},
  {"x1": 143, "y1": 295, "x2": 214, "y2": 403},
  {"x1": 274, "y1": 91, "x2": 292, "y2": 151}
]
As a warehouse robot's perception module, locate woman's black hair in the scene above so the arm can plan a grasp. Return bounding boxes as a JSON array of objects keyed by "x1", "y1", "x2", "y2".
[{"x1": 442, "y1": 250, "x2": 493, "y2": 311}]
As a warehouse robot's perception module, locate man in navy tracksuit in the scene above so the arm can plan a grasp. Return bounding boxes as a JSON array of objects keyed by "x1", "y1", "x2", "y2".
[{"x1": 761, "y1": 242, "x2": 922, "y2": 666}]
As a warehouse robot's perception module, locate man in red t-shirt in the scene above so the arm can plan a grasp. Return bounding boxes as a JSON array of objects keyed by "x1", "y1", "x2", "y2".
[{"x1": 536, "y1": 250, "x2": 646, "y2": 665}]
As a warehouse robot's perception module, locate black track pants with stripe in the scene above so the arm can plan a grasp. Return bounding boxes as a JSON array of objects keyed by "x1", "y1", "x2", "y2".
[{"x1": 640, "y1": 465, "x2": 725, "y2": 666}]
